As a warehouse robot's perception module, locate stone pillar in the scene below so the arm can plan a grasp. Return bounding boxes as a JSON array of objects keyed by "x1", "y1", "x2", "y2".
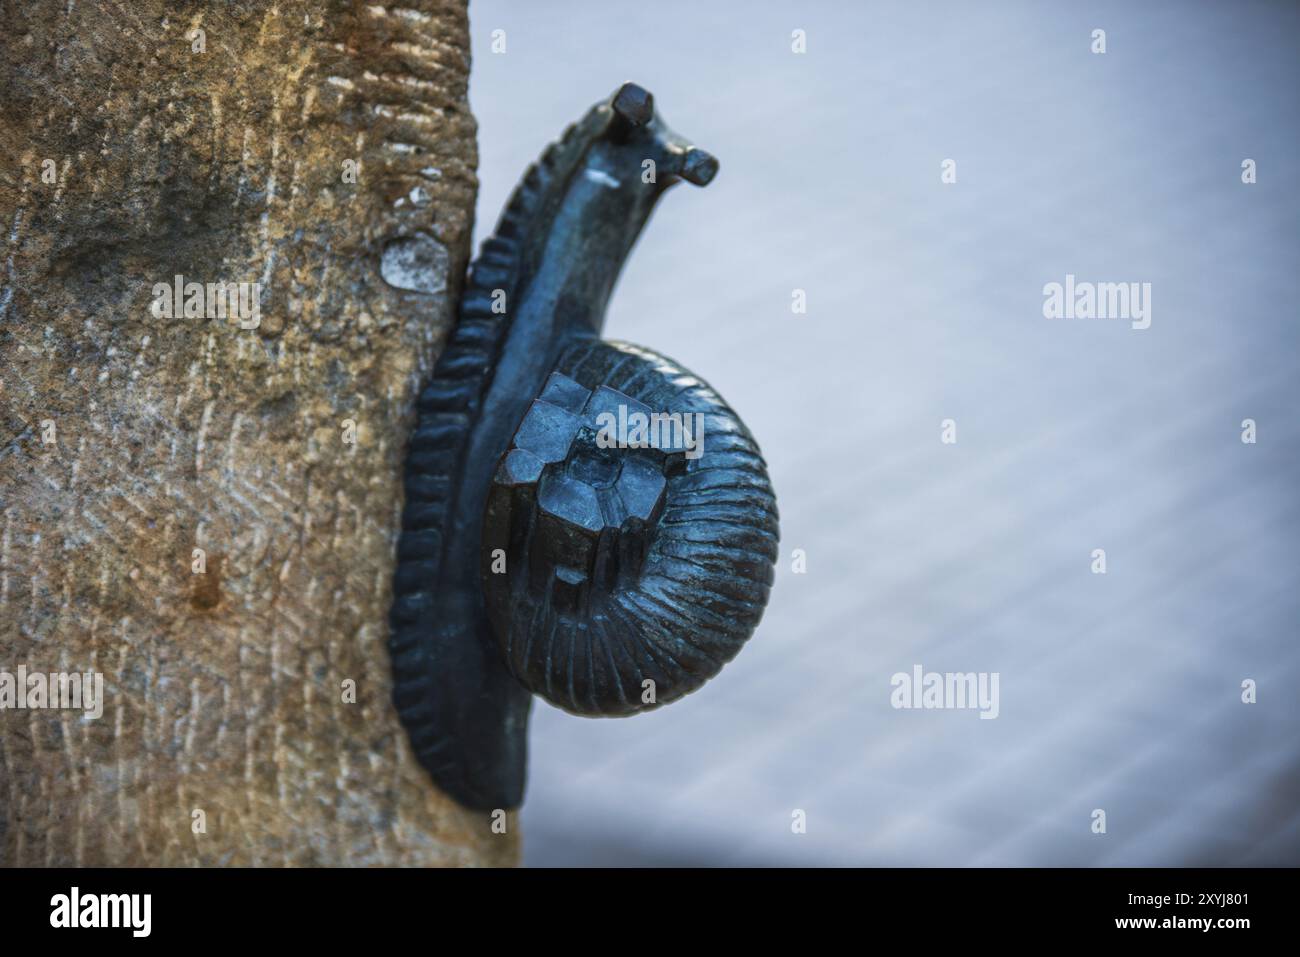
[{"x1": 0, "y1": 0, "x2": 514, "y2": 866}]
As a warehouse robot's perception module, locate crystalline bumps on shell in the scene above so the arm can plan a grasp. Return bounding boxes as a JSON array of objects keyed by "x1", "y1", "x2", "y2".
[{"x1": 483, "y1": 372, "x2": 687, "y2": 625}]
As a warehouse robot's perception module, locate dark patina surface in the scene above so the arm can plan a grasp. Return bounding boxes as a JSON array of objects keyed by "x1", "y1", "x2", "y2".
[{"x1": 389, "y1": 83, "x2": 778, "y2": 810}]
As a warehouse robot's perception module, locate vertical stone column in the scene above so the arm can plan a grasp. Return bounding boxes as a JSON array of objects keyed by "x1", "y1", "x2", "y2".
[{"x1": 0, "y1": 0, "x2": 514, "y2": 866}]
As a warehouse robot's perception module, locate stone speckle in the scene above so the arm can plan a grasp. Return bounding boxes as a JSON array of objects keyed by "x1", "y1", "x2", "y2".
[{"x1": 381, "y1": 234, "x2": 450, "y2": 294}]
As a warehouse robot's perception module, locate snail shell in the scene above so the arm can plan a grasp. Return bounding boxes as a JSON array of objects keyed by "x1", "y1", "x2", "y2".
[{"x1": 482, "y1": 339, "x2": 779, "y2": 716}]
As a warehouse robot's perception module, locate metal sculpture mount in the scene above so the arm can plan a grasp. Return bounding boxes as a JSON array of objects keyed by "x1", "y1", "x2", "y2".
[{"x1": 389, "y1": 83, "x2": 779, "y2": 810}]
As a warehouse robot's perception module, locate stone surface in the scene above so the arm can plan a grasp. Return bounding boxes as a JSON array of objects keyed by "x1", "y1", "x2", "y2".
[{"x1": 0, "y1": 1, "x2": 516, "y2": 866}]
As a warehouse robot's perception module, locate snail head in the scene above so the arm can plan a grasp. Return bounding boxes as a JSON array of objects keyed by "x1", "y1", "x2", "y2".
[
  {"x1": 541, "y1": 81, "x2": 721, "y2": 339},
  {"x1": 603, "y1": 82, "x2": 719, "y2": 187}
]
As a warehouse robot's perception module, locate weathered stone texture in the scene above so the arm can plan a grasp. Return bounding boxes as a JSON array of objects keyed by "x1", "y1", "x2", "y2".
[{"x1": 0, "y1": 0, "x2": 516, "y2": 865}]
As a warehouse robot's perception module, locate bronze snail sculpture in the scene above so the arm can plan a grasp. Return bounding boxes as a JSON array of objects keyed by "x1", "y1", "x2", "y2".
[{"x1": 389, "y1": 83, "x2": 779, "y2": 809}]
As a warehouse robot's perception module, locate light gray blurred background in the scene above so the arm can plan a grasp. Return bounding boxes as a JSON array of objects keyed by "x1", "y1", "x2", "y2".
[{"x1": 466, "y1": 0, "x2": 1300, "y2": 866}]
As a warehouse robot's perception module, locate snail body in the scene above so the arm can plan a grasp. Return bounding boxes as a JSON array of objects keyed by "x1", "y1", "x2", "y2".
[{"x1": 389, "y1": 84, "x2": 777, "y2": 809}]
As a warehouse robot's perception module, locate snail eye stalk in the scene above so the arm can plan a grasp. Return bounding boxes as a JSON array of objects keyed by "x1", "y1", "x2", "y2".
[{"x1": 609, "y1": 81, "x2": 654, "y2": 139}]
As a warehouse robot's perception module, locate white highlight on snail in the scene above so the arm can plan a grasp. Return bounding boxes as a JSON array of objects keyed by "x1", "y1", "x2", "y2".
[
  {"x1": 149, "y1": 274, "x2": 262, "y2": 329},
  {"x1": 0, "y1": 667, "x2": 104, "y2": 720},
  {"x1": 890, "y1": 665, "x2": 999, "y2": 720},
  {"x1": 594, "y1": 404, "x2": 705, "y2": 460}
]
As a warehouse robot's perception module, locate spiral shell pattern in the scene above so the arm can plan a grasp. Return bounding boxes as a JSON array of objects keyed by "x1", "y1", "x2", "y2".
[{"x1": 482, "y1": 339, "x2": 779, "y2": 716}]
